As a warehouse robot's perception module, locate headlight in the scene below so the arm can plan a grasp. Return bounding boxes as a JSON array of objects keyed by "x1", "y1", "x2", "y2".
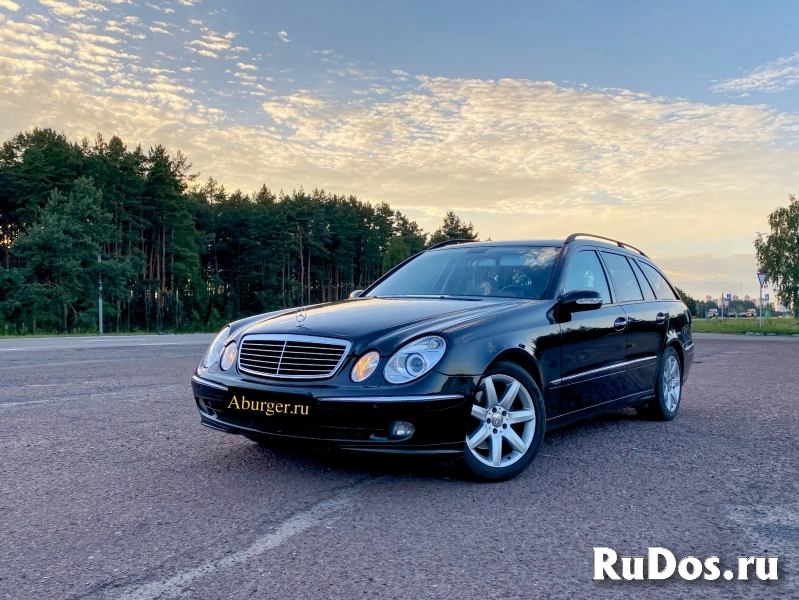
[
  {"x1": 384, "y1": 335, "x2": 447, "y2": 384},
  {"x1": 351, "y1": 350, "x2": 380, "y2": 382},
  {"x1": 220, "y1": 341, "x2": 238, "y2": 371},
  {"x1": 201, "y1": 326, "x2": 230, "y2": 369}
]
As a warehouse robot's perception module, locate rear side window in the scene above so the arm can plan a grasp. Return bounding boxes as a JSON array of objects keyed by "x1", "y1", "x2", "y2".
[
  {"x1": 600, "y1": 252, "x2": 643, "y2": 302},
  {"x1": 630, "y1": 259, "x2": 656, "y2": 300},
  {"x1": 562, "y1": 250, "x2": 612, "y2": 305},
  {"x1": 637, "y1": 261, "x2": 679, "y2": 300}
]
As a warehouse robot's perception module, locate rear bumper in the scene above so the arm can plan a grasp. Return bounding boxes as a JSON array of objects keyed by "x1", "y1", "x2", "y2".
[
  {"x1": 191, "y1": 375, "x2": 475, "y2": 454},
  {"x1": 683, "y1": 341, "x2": 695, "y2": 379}
]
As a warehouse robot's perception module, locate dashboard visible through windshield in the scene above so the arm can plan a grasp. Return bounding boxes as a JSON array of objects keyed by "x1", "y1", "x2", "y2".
[{"x1": 367, "y1": 246, "x2": 559, "y2": 299}]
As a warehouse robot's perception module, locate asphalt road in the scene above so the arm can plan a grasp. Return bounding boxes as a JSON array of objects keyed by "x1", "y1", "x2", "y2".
[{"x1": 1, "y1": 334, "x2": 797, "y2": 599}]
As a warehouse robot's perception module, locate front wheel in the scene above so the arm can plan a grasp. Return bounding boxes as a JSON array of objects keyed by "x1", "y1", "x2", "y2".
[{"x1": 462, "y1": 361, "x2": 546, "y2": 482}]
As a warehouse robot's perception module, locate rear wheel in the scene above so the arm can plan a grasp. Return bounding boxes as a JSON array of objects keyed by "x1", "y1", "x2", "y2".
[
  {"x1": 637, "y1": 346, "x2": 682, "y2": 421},
  {"x1": 462, "y1": 362, "x2": 545, "y2": 481}
]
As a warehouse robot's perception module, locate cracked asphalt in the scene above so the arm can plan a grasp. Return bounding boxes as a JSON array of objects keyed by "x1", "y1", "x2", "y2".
[{"x1": 0, "y1": 334, "x2": 797, "y2": 599}]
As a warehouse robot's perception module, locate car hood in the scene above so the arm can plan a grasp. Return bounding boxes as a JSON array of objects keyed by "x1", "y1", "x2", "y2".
[{"x1": 237, "y1": 297, "x2": 541, "y2": 354}]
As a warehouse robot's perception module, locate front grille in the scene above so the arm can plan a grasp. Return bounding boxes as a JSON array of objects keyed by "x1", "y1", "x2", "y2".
[{"x1": 238, "y1": 334, "x2": 351, "y2": 379}]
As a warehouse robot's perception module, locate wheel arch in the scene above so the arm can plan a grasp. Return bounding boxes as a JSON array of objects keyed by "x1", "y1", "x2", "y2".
[
  {"x1": 487, "y1": 348, "x2": 544, "y2": 391},
  {"x1": 664, "y1": 334, "x2": 684, "y2": 371}
]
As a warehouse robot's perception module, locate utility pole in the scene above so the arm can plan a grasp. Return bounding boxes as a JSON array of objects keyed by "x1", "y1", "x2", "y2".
[{"x1": 98, "y1": 254, "x2": 103, "y2": 334}]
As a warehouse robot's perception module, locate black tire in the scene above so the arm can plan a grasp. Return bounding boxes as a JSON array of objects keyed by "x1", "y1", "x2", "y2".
[
  {"x1": 461, "y1": 361, "x2": 546, "y2": 482},
  {"x1": 637, "y1": 346, "x2": 682, "y2": 421}
]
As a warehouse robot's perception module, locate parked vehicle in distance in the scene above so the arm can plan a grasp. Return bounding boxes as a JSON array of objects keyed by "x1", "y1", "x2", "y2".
[
  {"x1": 728, "y1": 312, "x2": 737, "y2": 318},
  {"x1": 191, "y1": 233, "x2": 694, "y2": 481},
  {"x1": 707, "y1": 308, "x2": 718, "y2": 318},
  {"x1": 746, "y1": 309, "x2": 757, "y2": 317}
]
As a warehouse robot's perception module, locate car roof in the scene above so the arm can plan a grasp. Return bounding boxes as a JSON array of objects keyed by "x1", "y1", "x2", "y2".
[
  {"x1": 426, "y1": 239, "x2": 565, "y2": 249},
  {"x1": 427, "y1": 238, "x2": 651, "y2": 261}
]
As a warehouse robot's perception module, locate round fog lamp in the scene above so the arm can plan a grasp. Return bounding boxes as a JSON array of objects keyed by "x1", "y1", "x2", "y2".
[
  {"x1": 389, "y1": 420, "x2": 415, "y2": 440},
  {"x1": 351, "y1": 351, "x2": 380, "y2": 382}
]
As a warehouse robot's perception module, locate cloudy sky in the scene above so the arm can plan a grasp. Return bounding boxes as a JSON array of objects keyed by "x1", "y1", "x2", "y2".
[{"x1": 2, "y1": 0, "x2": 798, "y2": 300}]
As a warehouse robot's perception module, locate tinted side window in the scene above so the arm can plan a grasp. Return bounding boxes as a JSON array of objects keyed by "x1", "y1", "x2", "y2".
[
  {"x1": 601, "y1": 252, "x2": 643, "y2": 302},
  {"x1": 638, "y1": 261, "x2": 679, "y2": 300},
  {"x1": 562, "y1": 250, "x2": 612, "y2": 304},
  {"x1": 630, "y1": 259, "x2": 656, "y2": 300}
]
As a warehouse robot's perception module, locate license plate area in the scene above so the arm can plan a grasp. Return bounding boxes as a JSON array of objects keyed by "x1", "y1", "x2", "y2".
[{"x1": 221, "y1": 388, "x2": 313, "y2": 422}]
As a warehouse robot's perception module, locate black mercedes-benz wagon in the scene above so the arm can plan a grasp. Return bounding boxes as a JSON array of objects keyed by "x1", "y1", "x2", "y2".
[{"x1": 192, "y1": 233, "x2": 693, "y2": 481}]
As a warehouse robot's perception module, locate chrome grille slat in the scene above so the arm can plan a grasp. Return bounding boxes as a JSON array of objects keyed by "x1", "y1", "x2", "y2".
[
  {"x1": 240, "y1": 359, "x2": 281, "y2": 366},
  {"x1": 238, "y1": 334, "x2": 351, "y2": 379}
]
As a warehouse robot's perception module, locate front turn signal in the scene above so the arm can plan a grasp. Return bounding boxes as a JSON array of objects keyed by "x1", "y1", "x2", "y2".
[{"x1": 351, "y1": 351, "x2": 380, "y2": 382}]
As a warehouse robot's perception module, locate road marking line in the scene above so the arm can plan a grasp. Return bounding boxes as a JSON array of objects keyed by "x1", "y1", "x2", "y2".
[
  {"x1": 115, "y1": 483, "x2": 365, "y2": 600},
  {"x1": 0, "y1": 400, "x2": 49, "y2": 408}
]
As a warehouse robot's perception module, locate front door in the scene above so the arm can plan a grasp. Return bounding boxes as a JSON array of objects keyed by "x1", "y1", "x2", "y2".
[{"x1": 557, "y1": 249, "x2": 628, "y2": 416}]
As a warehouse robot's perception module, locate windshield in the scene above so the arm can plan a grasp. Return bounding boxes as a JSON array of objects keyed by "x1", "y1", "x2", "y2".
[{"x1": 367, "y1": 245, "x2": 559, "y2": 299}]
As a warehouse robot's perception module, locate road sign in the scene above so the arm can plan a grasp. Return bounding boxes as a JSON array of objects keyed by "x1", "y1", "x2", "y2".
[
  {"x1": 765, "y1": 293, "x2": 769, "y2": 301},
  {"x1": 726, "y1": 294, "x2": 731, "y2": 301},
  {"x1": 758, "y1": 272, "x2": 768, "y2": 287}
]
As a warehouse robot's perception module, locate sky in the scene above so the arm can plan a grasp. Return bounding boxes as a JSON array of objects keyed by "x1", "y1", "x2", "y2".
[{"x1": 2, "y1": 0, "x2": 799, "y2": 301}]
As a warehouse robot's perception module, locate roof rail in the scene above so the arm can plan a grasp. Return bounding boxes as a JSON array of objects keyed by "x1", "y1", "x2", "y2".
[
  {"x1": 564, "y1": 233, "x2": 648, "y2": 257},
  {"x1": 426, "y1": 238, "x2": 475, "y2": 250}
]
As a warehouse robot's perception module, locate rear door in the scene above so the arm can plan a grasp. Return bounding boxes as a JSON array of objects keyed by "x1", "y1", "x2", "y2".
[
  {"x1": 600, "y1": 252, "x2": 663, "y2": 398},
  {"x1": 557, "y1": 248, "x2": 628, "y2": 416}
]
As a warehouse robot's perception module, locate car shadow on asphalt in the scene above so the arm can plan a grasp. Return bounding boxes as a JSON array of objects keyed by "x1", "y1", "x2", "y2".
[
  {"x1": 248, "y1": 439, "x2": 461, "y2": 481},
  {"x1": 209, "y1": 407, "x2": 651, "y2": 482}
]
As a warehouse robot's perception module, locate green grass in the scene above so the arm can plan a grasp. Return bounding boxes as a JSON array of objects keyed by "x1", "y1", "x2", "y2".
[{"x1": 692, "y1": 317, "x2": 799, "y2": 336}]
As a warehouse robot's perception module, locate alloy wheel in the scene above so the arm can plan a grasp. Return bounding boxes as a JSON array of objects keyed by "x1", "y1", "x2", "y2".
[
  {"x1": 663, "y1": 354, "x2": 681, "y2": 413},
  {"x1": 466, "y1": 373, "x2": 536, "y2": 468}
]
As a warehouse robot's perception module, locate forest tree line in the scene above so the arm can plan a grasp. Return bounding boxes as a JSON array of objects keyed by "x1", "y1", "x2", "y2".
[{"x1": 0, "y1": 128, "x2": 477, "y2": 334}]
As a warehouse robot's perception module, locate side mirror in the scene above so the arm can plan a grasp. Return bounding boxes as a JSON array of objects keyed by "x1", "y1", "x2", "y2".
[
  {"x1": 349, "y1": 290, "x2": 365, "y2": 299},
  {"x1": 559, "y1": 289, "x2": 603, "y2": 312}
]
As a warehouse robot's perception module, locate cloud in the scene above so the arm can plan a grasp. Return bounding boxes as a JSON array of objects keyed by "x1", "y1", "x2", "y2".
[
  {"x1": 277, "y1": 30, "x2": 289, "y2": 43},
  {"x1": 176, "y1": 0, "x2": 200, "y2": 5},
  {"x1": 0, "y1": 0, "x2": 20, "y2": 11},
  {"x1": 713, "y1": 52, "x2": 799, "y2": 93},
  {"x1": 1, "y1": 6, "x2": 797, "y2": 298},
  {"x1": 38, "y1": 0, "x2": 107, "y2": 18}
]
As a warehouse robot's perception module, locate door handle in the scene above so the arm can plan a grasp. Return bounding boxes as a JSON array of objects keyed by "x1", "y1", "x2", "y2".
[
  {"x1": 656, "y1": 312, "x2": 666, "y2": 324},
  {"x1": 614, "y1": 317, "x2": 627, "y2": 331}
]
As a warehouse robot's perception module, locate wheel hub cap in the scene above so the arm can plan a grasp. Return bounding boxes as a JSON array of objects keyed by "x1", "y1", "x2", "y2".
[{"x1": 490, "y1": 410, "x2": 504, "y2": 428}]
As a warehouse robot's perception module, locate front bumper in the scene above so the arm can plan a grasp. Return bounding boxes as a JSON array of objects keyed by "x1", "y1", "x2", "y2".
[{"x1": 191, "y1": 373, "x2": 478, "y2": 454}]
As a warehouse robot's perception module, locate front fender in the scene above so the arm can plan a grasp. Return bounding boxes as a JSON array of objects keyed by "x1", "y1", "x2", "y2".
[{"x1": 434, "y1": 305, "x2": 561, "y2": 388}]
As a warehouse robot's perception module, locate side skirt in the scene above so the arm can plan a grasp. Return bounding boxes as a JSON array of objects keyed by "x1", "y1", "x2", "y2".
[{"x1": 545, "y1": 392, "x2": 655, "y2": 431}]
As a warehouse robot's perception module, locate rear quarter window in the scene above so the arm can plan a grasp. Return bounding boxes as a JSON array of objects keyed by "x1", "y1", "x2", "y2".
[{"x1": 637, "y1": 261, "x2": 680, "y2": 300}]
